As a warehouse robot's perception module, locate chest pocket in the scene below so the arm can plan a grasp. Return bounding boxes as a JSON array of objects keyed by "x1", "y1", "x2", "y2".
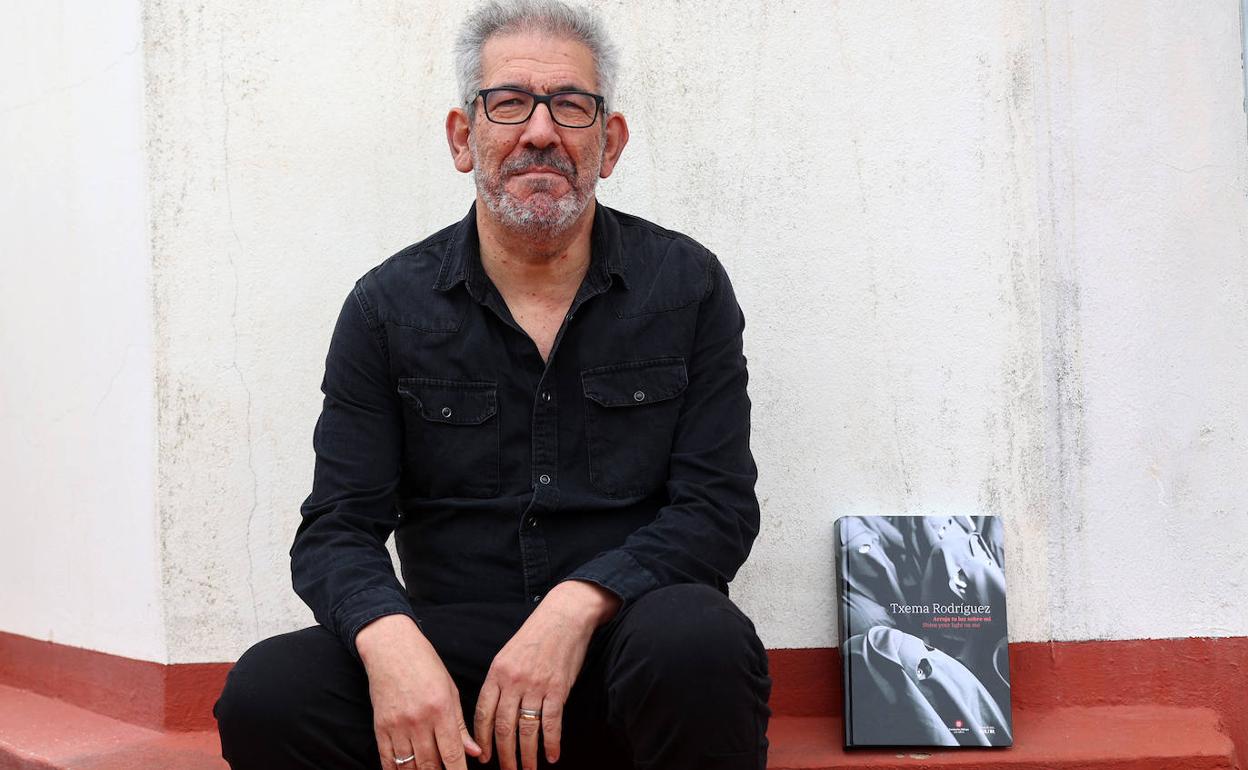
[
  {"x1": 397, "y1": 377, "x2": 499, "y2": 498},
  {"x1": 581, "y1": 357, "x2": 688, "y2": 498}
]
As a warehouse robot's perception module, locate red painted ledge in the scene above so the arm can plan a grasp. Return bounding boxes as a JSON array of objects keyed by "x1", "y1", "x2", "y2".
[
  {"x1": 0, "y1": 684, "x2": 225, "y2": 770},
  {"x1": 2, "y1": 630, "x2": 1245, "y2": 760},
  {"x1": 0, "y1": 632, "x2": 229, "y2": 732},
  {"x1": 769, "y1": 636, "x2": 1248, "y2": 762},
  {"x1": 0, "y1": 694, "x2": 1235, "y2": 770},
  {"x1": 767, "y1": 707, "x2": 1239, "y2": 769}
]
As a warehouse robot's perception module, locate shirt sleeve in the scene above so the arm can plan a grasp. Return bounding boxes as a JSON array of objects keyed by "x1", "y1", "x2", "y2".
[
  {"x1": 291, "y1": 282, "x2": 419, "y2": 658},
  {"x1": 564, "y1": 254, "x2": 761, "y2": 604}
]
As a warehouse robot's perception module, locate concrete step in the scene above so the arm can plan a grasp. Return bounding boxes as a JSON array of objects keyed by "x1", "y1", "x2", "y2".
[
  {"x1": 767, "y1": 707, "x2": 1241, "y2": 769},
  {"x1": 0, "y1": 685, "x2": 223, "y2": 770},
  {"x1": 1, "y1": 682, "x2": 1239, "y2": 769}
]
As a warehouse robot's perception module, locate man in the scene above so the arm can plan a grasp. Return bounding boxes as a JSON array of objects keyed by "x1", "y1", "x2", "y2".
[{"x1": 214, "y1": 2, "x2": 770, "y2": 769}]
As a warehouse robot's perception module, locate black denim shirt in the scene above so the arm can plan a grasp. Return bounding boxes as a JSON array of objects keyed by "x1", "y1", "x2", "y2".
[{"x1": 292, "y1": 203, "x2": 760, "y2": 656}]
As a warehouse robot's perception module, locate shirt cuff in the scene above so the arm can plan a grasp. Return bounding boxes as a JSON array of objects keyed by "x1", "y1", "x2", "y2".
[
  {"x1": 564, "y1": 549, "x2": 661, "y2": 606},
  {"x1": 331, "y1": 585, "x2": 421, "y2": 659}
]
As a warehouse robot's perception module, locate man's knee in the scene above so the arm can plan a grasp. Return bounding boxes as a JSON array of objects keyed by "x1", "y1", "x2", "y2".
[
  {"x1": 611, "y1": 583, "x2": 769, "y2": 694},
  {"x1": 215, "y1": 627, "x2": 363, "y2": 750},
  {"x1": 215, "y1": 634, "x2": 302, "y2": 740},
  {"x1": 602, "y1": 584, "x2": 771, "y2": 766},
  {"x1": 216, "y1": 626, "x2": 408, "y2": 769}
]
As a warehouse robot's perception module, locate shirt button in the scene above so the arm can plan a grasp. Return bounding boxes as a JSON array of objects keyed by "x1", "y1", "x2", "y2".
[
  {"x1": 541, "y1": 390, "x2": 551, "y2": 402},
  {"x1": 633, "y1": 390, "x2": 646, "y2": 402},
  {"x1": 532, "y1": 594, "x2": 543, "y2": 604},
  {"x1": 528, "y1": 516, "x2": 539, "y2": 528},
  {"x1": 539, "y1": 474, "x2": 551, "y2": 485},
  {"x1": 441, "y1": 406, "x2": 453, "y2": 418}
]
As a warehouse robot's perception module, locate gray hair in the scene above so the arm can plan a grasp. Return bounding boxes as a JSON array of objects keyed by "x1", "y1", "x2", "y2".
[{"x1": 454, "y1": 0, "x2": 620, "y2": 116}]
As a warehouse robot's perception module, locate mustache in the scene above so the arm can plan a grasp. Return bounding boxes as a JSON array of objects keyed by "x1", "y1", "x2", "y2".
[{"x1": 499, "y1": 149, "x2": 576, "y2": 180}]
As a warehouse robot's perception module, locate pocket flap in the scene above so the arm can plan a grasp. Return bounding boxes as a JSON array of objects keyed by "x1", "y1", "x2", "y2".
[
  {"x1": 581, "y1": 357, "x2": 688, "y2": 408},
  {"x1": 397, "y1": 377, "x2": 497, "y2": 425}
]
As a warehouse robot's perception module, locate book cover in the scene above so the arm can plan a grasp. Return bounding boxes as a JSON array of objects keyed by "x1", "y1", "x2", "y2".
[{"x1": 836, "y1": 515, "x2": 1012, "y2": 747}]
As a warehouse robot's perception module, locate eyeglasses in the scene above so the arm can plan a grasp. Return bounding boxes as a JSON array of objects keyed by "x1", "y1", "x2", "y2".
[{"x1": 475, "y1": 88, "x2": 605, "y2": 128}]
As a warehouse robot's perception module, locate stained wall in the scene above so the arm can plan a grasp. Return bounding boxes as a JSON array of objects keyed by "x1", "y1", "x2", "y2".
[{"x1": 3, "y1": 1, "x2": 1244, "y2": 663}]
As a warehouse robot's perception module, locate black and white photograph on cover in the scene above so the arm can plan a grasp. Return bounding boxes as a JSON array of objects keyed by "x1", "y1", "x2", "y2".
[{"x1": 837, "y1": 515, "x2": 1012, "y2": 748}]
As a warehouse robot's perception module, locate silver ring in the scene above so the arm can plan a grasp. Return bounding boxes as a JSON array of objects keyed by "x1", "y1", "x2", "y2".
[
  {"x1": 395, "y1": 754, "x2": 416, "y2": 765},
  {"x1": 518, "y1": 707, "x2": 542, "y2": 720}
]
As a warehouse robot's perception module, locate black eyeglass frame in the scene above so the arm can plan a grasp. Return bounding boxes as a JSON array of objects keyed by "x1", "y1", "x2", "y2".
[{"x1": 475, "y1": 87, "x2": 606, "y2": 128}]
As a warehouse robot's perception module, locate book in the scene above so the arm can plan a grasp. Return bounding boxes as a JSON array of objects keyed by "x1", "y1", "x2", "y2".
[{"x1": 836, "y1": 515, "x2": 1012, "y2": 747}]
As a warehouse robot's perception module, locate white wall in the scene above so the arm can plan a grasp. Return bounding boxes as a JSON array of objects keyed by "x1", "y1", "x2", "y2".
[
  {"x1": 142, "y1": 2, "x2": 477, "y2": 663},
  {"x1": 1032, "y1": 2, "x2": 1248, "y2": 640},
  {"x1": 144, "y1": 0, "x2": 1248, "y2": 662},
  {"x1": 0, "y1": 0, "x2": 165, "y2": 661},
  {"x1": 3, "y1": 1, "x2": 1245, "y2": 664}
]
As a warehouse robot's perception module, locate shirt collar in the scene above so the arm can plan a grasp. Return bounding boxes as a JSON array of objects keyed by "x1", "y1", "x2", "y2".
[{"x1": 432, "y1": 201, "x2": 630, "y2": 299}]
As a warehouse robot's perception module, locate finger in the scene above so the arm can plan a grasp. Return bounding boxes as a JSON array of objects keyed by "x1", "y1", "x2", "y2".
[
  {"x1": 494, "y1": 690, "x2": 521, "y2": 770},
  {"x1": 517, "y1": 697, "x2": 543, "y2": 770},
  {"x1": 541, "y1": 695, "x2": 564, "y2": 764},
  {"x1": 433, "y1": 710, "x2": 470, "y2": 770},
  {"x1": 410, "y1": 729, "x2": 442, "y2": 770},
  {"x1": 474, "y1": 679, "x2": 501, "y2": 764},
  {"x1": 446, "y1": 680, "x2": 482, "y2": 759},
  {"x1": 391, "y1": 736, "x2": 419, "y2": 770},
  {"x1": 455, "y1": 702, "x2": 483, "y2": 758},
  {"x1": 376, "y1": 730, "x2": 396, "y2": 770}
]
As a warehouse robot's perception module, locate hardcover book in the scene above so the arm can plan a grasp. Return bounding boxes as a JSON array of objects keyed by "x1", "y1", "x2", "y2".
[{"x1": 836, "y1": 515, "x2": 1012, "y2": 747}]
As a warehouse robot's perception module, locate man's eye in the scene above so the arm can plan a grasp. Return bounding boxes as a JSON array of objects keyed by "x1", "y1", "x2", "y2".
[
  {"x1": 495, "y1": 97, "x2": 524, "y2": 108},
  {"x1": 554, "y1": 97, "x2": 590, "y2": 114}
]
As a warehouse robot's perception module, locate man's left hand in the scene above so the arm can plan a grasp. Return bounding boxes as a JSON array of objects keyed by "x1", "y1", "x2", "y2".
[{"x1": 473, "y1": 580, "x2": 621, "y2": 769}]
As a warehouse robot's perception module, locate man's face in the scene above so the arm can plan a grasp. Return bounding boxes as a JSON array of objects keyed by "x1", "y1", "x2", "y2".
[{"x1": 454, "y1": 32, "x2": 624, "y2": 238}]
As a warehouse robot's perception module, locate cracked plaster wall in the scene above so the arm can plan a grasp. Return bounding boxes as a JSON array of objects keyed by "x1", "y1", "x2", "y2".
[
  {"x1": 0, "y1": 0, "x2": 165, "y2": 661},
  {"x1": 138, "y1": 1, "x2": 1248, "y2": 663}
]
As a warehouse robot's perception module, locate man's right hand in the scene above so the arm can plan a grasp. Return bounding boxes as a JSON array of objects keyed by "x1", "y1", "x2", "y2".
[{"x1": 356, "y1": 614, "x2": 483, "y2": 770}]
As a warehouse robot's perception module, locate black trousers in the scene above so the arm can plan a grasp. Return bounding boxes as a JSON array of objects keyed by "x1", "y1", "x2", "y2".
[{"x1": 214, "y1": 584, "x2": 771, "y2": 770}]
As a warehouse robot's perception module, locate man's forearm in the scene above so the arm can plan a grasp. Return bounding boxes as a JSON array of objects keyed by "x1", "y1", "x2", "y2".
[
  {"x1": 356, "y1": 613, "x2": 425, "y2": 668},
  {"x1": 547, "y1": 579, "x2": 623, "y2": 629}
]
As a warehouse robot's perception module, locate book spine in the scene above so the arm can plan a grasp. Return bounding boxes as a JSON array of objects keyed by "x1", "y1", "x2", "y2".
[{"x1": 834, "y1": 517, "x2": 855, "y2": 747}]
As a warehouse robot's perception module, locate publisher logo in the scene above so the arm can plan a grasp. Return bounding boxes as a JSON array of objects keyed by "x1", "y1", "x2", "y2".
[
  {"x1": 954, "y1": 720, "x2": 963, "y2": 728},
  {"x1": 949, "y1": 719, "x2": 970, "y2": 735}
]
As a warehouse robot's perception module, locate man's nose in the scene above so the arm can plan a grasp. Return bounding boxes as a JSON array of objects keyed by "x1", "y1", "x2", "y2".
[{"x1": 519, "y1": 101, "x2": 561, "y2": 148}]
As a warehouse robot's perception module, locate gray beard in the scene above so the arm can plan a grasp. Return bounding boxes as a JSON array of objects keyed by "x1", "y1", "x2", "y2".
[{"x1": 471, "y1": 143, "x2": 600, "y2": 237}]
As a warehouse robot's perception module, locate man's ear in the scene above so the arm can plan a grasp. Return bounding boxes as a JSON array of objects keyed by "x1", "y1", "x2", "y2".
[
  {"x1": 447, "y1": 108, "x2": 474, "y2": 173},
  {"x1": 598, "y1": 111, "x2": 629, "y2": 179}
]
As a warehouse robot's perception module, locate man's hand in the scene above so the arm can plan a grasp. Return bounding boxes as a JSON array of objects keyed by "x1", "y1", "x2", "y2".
[
  {"x1": 474, "y1": 581, "x2": 621, "y2": 769},
  {"x1": 356, "y1": 614, "x2": 483, "y2": 770}
]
